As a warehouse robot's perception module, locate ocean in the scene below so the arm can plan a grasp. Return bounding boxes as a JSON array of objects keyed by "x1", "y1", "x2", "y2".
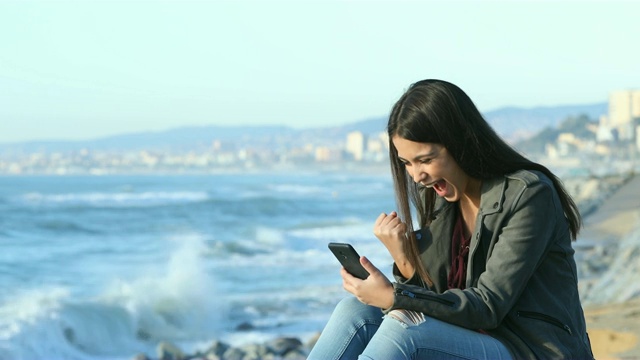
[{"x1": 0, "y1": 172, "x2": 397, "y2": 359}]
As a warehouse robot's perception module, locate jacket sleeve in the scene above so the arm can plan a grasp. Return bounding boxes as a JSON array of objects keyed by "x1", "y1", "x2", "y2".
[
  {"x1": 384, "y1": 180, "x2": 561, "y2": 330},
  {"x1": 392, "y1": 262, "x2": 429, "y2": 287}
]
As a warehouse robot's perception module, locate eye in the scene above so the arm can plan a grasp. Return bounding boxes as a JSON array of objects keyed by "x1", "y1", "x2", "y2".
[{"x1": 419, "y1": 158, "x2": 432, "y2": 164}]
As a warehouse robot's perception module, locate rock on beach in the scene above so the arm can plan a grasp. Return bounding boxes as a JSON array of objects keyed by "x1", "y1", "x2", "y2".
[{"x1": 132, "y1": 335, "x2": 317, "y2": 360}]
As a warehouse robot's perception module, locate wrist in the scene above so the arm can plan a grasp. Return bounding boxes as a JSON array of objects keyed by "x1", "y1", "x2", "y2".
[{"x1": 382, "y1": 285, "x2": 395, "y2": 311}]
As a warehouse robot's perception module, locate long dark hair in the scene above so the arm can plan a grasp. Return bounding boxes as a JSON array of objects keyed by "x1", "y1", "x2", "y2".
[{"x1": 387, "y1": 79, "x2": 581, "y2": 287}]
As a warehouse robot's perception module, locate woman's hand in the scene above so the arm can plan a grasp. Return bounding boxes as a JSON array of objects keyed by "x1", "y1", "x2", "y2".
[
  {"x1": 374, "y1": 211, "x2": 414, "y2": 278},
  {"x1": 341, "y1": 256, "x2": 394, "y2": 309}
]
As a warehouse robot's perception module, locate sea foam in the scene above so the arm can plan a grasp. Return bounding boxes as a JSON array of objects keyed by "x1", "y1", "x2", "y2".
[
  {"x1": 0, "y1": 234, "x2": 226, "y2": 360},
  {"x1": 19, "y1": 191, "x2": 209, "y2": 208}
]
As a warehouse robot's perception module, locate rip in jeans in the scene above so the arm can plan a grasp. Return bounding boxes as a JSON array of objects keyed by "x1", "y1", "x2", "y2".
[{"x1": 386, "y1": 309, "x2": 427, "y2": 328}]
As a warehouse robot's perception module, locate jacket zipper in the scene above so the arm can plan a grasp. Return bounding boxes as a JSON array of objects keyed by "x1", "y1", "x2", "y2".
[
  {"x1": 395, "y1": 288, "x2": 455, "y2": 306},
  {"x1": 517, "y1": 311, "x2": 573, "y2": 335}
]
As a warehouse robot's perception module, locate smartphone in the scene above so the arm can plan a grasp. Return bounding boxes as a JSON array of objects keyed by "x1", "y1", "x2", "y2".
[{"x1": 328, "y1": 242, "x2": 370, "y2": 280}]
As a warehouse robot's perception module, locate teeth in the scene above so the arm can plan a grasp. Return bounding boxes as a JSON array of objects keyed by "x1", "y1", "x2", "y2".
[{"x1": 423, "y1": 180, "x2": 439, "y2": 188}]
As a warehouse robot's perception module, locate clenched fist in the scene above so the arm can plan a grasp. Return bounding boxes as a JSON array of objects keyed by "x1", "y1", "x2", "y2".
[{"x1": 374, "y1": 211, "x2": 414, "y2": 279}]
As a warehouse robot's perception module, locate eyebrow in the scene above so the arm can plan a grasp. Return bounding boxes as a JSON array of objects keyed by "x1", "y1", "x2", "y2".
[{"x1": 398, "y1": 151, "x2": 438, "y2": 162}]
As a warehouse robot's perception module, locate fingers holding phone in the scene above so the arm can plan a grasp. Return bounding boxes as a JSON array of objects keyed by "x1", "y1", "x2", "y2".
[
  {"x1": 340, "y1": 255, "x2": 393, "y2": 309},
  {"x1": 328, "y1": 243, "x2": 393, "y2": 309}
]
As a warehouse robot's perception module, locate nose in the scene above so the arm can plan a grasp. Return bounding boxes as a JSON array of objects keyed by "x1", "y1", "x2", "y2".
[{"x1": 411, "y1": 166, "x2": 426, "y2": 184}]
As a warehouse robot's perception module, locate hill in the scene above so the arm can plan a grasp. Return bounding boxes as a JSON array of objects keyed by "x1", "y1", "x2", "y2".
[{"x1": 0, "y1": 102, "x2": 608, "y2": 155}]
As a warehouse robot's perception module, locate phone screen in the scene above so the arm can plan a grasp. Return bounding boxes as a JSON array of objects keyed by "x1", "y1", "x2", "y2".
[{"x1": 328, "y1": 242, "x2": 370, "y2": 280}]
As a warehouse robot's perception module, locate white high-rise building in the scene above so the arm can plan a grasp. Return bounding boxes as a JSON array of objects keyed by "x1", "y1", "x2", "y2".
[
  {"x1": 346, "y1": 131, "x2": 366, "y2": 161},
  {"x1": 603, "y1": 90, "x2": 640, "y2": 140}
]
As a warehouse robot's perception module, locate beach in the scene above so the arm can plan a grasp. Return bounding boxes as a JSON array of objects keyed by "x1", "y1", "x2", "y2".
[
  {"x1": 133, "y1": 173, "x2": 640, "y2": 360},
  {"x1": 585, "y1": 298, "x2": 640, "y2": 359},
  {"x1": 137, "y1": 172, "x2": 640, "y2": 360},
  {"x1": 578, "y1": 173, "x2": 640, "y2": 359}
]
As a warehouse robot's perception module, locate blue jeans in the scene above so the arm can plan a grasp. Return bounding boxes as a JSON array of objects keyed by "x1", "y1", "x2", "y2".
[{"x1": 308, "y1": 297, "x2": 513, "y2": 360}]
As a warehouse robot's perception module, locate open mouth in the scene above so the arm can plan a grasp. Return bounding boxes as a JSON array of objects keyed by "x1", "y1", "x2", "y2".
[{"x1": 424, "y1": 179, "x2": 448, "y2": 196}]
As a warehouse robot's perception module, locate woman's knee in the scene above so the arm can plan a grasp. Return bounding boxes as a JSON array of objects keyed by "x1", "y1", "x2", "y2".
[
  {"x1": 364, "y1": 315, "x2": 512, "y2": 360},
  {"x1": 334, "y1": 297, "x2": 383, "y2": 320},
  {"x1": 336, "y1": 296, "x2": 382, "y2": 316}
]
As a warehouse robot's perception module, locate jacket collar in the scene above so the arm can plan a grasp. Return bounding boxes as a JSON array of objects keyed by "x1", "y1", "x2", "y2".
[{"x1": 479, "y1": 176, "x2": 507, "y2": 216}]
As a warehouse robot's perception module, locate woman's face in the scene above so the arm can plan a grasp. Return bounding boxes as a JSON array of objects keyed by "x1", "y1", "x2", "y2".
[{"x1": 392, "y1": 135, "x2": 475, "y2": 203}]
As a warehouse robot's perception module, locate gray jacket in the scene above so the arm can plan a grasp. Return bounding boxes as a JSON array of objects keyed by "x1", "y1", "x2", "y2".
[{"x1": 387, "y1": 170, "x2": 593, "y2": 359}]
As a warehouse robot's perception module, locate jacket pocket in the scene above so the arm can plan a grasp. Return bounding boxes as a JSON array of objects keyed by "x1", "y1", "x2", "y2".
[{"x1": 517, "y1": 310, "x2": 572, "y2": 335}]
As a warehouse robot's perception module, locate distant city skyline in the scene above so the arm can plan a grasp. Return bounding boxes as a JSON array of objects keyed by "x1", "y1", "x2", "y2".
[{"x1": 1, "y1": 0, "x2": 639, "y2": 143}]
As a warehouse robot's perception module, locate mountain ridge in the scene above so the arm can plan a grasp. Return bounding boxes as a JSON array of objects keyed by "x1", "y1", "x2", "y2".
[{"x1": 0, "y1": 102, "x2": 608, "y2": 154}]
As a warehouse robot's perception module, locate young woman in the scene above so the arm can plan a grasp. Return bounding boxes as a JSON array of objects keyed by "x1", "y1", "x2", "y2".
[{"x1": 308, "y1": 80, "x2": 594, "y2": 359}]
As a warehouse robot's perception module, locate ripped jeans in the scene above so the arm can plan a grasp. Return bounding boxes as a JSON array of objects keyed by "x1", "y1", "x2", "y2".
[{"x1": 307, "y1": 297, "x2": 513, "y2": 360}]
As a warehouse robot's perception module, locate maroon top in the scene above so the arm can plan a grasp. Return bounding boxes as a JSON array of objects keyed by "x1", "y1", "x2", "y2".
[{"x1": 447, "y1": 211, "x2": 471, "y2": 290}]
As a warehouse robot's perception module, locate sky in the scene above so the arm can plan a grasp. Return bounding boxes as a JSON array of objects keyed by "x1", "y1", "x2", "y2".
[{"x1": 1, "y1": 0, "x2": 639, "y2": 143}]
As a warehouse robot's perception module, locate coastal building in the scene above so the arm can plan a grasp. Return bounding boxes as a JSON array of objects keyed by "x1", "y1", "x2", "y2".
[
  {"x1": 601, "y1": 89, "x2": 640, "y2": 141},
  {"x1": 346, "y1": 131, "x2": 366, "y2": 161},
  {"x1": 315, "y1": 146, "x2": 343, "y2": 162}
]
